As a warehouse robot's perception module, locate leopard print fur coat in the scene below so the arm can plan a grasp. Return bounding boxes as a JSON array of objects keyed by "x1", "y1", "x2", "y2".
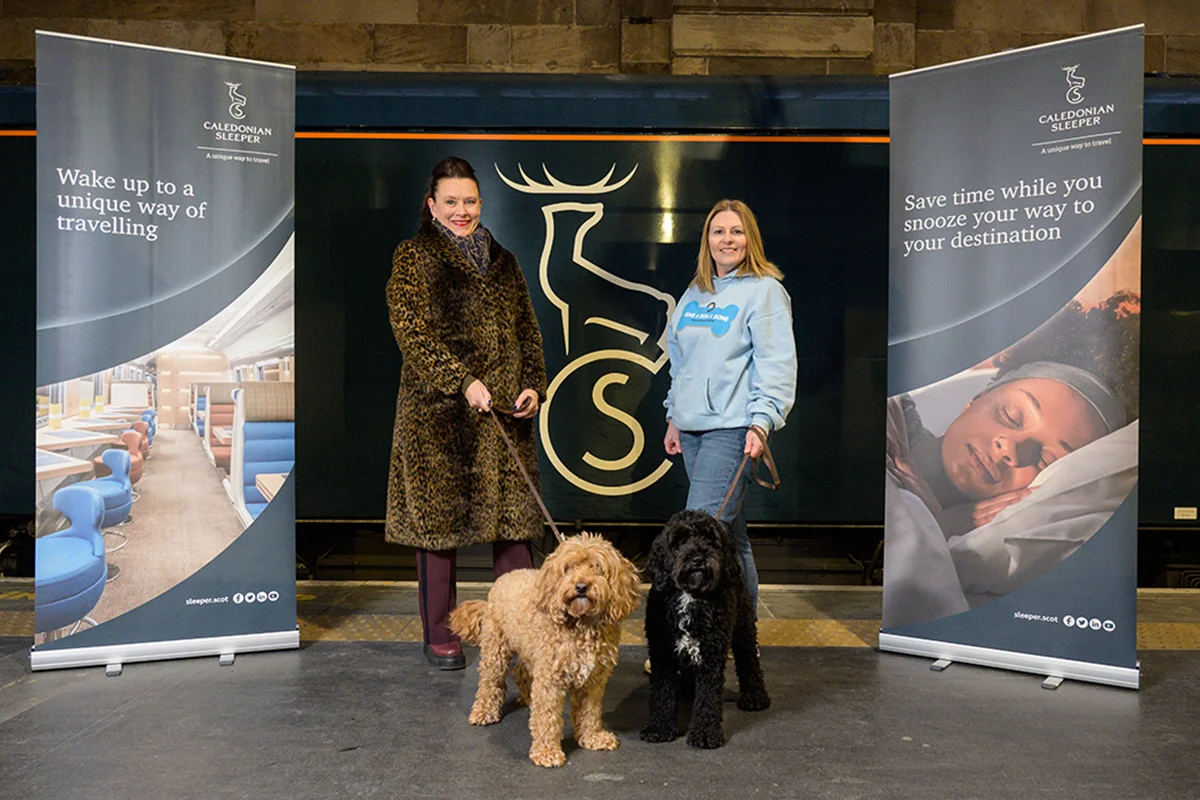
[{"x1": 385, "y1": 223, "x2": 547, "y2": 551}]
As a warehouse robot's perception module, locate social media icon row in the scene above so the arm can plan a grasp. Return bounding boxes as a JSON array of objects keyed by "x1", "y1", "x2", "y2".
[
  {"x1": 233, "y1": 590, "x2": 281, "y2": 604},
  {"x1": 1063, "y1": 615, "x2": 1116, "y2": 632}
]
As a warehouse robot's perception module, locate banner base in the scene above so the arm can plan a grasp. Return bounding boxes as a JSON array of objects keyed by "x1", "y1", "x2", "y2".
[
  {"x1": 30, "y1": 629, "x2": 299, "y2": 672},
  {"x1": 878, "y1": 632, "x2": 1139, "y2": 690}
]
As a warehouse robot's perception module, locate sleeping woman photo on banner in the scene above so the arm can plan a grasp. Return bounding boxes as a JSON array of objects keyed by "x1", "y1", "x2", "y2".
[{"x1": 883, "y1": 219, "x2": 1141, "y2": 629}]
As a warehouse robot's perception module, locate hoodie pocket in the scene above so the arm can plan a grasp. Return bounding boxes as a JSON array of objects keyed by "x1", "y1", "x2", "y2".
[{"x1": 703, "y1": 379, "x2": 718, "y2": 414}]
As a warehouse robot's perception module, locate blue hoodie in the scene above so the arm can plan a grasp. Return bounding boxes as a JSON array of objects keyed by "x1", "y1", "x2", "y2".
[{"x1": 664, "y1": 274, "x2": 797, "y2": 433}]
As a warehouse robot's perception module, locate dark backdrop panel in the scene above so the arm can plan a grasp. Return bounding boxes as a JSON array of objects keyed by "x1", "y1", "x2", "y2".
[
  {"x1": 1141, "y1": 144, "x2": 1200, "y2": 524},
  {"x1": 295, "y1": 137, "x2": 889, "y2": 523},
  {"x1": 0, "y1": 136, "x2": 35, "y2": 517}
]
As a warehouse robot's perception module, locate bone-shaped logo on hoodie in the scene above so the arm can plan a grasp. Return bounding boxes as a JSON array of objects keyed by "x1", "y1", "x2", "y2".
[{"x1": 677, "y1": 301, "x2": 740, "y2": 337}]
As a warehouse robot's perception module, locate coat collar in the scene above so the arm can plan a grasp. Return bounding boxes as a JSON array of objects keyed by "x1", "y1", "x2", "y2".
[{"x1": 416, "y1": 222, "x2": 504, "y2": 278}]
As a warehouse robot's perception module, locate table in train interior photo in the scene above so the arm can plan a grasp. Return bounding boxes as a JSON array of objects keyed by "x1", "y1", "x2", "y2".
[
  {"x1": 91, "y1": 411, "x2": 141, "y2": 421},
  {"x1": 63, "y1": 418, "x2": 133, "y2": 433},
  {"x1": 35, "y1": 429, "x2": 117, "y2": 452},
  {"x1": 35, "y1": 449, "x2": 95, "y2": 505},
  {"x1": 35, "y1": 449, "x2": 94, "y2": 482},
  {"x1": 255, "y1": 473, "x2": 286, "y2": 502},
  {"x1": 213, "y1": 427, "x2": 233, "y2": 446}
]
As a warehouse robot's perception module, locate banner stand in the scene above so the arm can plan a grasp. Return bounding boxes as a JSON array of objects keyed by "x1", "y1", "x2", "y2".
[
  {"x1": 881, "y1": 25, "x2": 1143, "y2": 690},
  {"x1": 34, "y1": 33, "x2": 297, "y2": 670},
  {"x1": 879, "y1": 633, "x2": 1140, "y2": 690},
  {"x1": 31, "y1": 630, "x2": 300, "y2": 672}
]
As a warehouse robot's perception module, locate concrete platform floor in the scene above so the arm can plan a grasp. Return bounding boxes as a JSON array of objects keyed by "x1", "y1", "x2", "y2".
[{"x1": 2, "y1": 582, "x2": 1200, "y2": 798}]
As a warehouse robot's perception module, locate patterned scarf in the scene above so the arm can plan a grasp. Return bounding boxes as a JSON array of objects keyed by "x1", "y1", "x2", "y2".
[{"x1": 433, "y1": 217, "x2": 492, "y2": 273}]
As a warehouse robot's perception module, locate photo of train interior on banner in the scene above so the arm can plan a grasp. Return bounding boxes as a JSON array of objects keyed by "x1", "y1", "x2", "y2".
[
  {"x1": 33, "y1": 254, "x2": 293, "y2": 645},
  {"x1": 1, "y1": 5, "x2": 1200, "y2": 799}
]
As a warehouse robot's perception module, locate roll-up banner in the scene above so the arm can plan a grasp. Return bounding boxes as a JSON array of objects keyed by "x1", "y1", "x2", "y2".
[
  {"x1": 881, "y1": 26, "x2": 1143, "y2": 689},
  {"x1": 33, "y1": 32, "x2": 297, "y2": 671}
]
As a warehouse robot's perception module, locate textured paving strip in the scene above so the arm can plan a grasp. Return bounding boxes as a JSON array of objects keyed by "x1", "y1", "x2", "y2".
[{"x1": 3, "y1": 580, "x2": 1199, "y2": 648}]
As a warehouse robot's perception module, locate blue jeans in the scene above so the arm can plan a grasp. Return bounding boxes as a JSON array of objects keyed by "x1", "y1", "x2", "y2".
[{"x1": 679, "y1": 427, "x2": 758, "y2": 616}]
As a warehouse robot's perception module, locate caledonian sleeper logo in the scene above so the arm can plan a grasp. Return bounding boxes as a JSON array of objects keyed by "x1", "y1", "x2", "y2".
[
  {"x1": 1037, "y1": 64, "x2": 1112, "y2": 136},
  {"x1": 1062, "y1": 65, "x2": 1086, "y2": 104},
  {"x1": 203, "y1": 79, "x2": 273, "y2": 147},
  {"x1": 225, "y1": 81, "x2": 247, "y2": 119}
]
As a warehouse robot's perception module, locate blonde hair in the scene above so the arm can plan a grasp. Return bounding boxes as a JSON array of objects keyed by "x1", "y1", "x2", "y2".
[{"x1": 692, "y1": 199, "x2": 783, "y2": 293}]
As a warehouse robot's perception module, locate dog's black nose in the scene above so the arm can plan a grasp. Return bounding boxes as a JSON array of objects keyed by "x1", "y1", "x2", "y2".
[{"x1": 575, "y1": 582, "x2": 589, "y2": 595}]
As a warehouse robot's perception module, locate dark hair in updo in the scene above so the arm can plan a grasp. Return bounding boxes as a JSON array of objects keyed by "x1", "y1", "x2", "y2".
[{"x1": 420, "y1": 156, "x2": 480, "y2": 226}]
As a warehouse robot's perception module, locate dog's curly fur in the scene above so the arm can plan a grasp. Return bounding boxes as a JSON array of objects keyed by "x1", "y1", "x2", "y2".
[
  {"x1": 641, "y1": 509, "x2": 769, "y2": 749},
  {"x1": 449, "y1": 533, "x2": 641, "y2": 768}
]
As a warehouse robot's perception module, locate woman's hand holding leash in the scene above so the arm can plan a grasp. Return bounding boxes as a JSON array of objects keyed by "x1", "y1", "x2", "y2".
[
  {"x1": 464, "y1": 379, "x2": 492, "y2": 413},
  {"x1": 467, "y1": 382, "x2": 538, "y2": 418},
  {"x1": 512, "y1": 389, "x2": 539, "y2": 418},
  {"x1": 745, "y1": 425, "x2": 768, "y2": 459},
  {"x1": 715, "y1": 425, "x2": 781, "y2": 521}
]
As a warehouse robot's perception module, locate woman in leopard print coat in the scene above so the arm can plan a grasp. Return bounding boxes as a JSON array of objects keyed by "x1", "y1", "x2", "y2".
[{"x1": 385, "y1": 156, "x2": 547, "y2": 669}]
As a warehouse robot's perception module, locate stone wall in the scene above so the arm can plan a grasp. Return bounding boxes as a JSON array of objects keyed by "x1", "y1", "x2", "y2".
[{"x1": 0, "y1": 0, "x2": 1196, "y2": 83}]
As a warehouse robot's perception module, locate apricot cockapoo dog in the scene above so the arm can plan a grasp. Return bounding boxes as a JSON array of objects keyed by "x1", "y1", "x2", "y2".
[
  {"x1": 641, "y1": 509, "x2": 769, "y2": 749},
  {"x1": 449, "y1": 533, "x2": 641, "y2": 768}
]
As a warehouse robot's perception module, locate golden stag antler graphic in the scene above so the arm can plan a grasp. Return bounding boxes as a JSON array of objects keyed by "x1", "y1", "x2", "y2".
[{"x1": 494, "y1": 162, "x2": 638, "y2": 195}]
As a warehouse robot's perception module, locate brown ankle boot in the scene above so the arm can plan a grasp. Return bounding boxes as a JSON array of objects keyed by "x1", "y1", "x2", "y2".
[{"x1": 423, "y1": 641, "x2": 465, "y2": 670}]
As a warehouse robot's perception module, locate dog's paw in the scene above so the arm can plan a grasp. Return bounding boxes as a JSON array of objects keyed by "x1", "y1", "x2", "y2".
[
  {"x1": 737, "y1": 690, "x2": 771, "y2": 712},
  {"x1": 468, "y1": 704, "x2": 503, "y2": 726},
  {"x1": 686, "y1": 727, "x2": 726, "y2": 749},
  {"x1": 529, "y1": 745, "x2": 567, "y2": 768},
  {"x1": 577, "y1": 730, "x2": 619, "y2": 751},
  {"x1": 639, "y1": 724, "x2": 677, "y2": 743}
]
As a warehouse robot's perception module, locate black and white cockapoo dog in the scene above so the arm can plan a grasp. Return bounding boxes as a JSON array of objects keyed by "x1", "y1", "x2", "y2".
[{"x1": 640, "y1": 509, "x2": 770, "y2": 749}]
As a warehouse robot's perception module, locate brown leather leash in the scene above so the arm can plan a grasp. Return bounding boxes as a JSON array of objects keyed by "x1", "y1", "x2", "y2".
[
  {"x1": 487, "y1": 403, "x2": 566, "y2": 544},
  {"x1": 714, "y1": 425, "x2": 782, "y2": 521}
]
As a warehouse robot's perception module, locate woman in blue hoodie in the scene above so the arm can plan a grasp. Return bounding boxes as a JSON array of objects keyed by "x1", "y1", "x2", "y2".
[{"x1": 663, "y1": 199, "x2": 798, "y2": 613}]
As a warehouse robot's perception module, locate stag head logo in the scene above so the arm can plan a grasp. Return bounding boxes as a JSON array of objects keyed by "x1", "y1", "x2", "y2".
[
  {"x1": 225, "y1": 82, "x2": 247, "y2": 120},
  {"x1": 497, "y1": 161, "x2": 675, "y2": 497},
  {"x1": 1062, "y1": 65, "x2": 1085, "y2": 105}
]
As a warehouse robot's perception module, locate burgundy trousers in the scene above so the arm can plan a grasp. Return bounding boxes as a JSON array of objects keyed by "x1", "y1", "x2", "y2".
[{"x1": 416, "y1": 541, "x2": 533, "y2": 645}]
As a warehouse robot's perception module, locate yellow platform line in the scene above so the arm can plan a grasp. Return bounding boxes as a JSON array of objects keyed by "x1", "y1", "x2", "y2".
[
  {"x1": 3, "y1": 612, "x2": 1199, "y2": 649},
  {"x1": 1137, "y1": 622, "x2": 1200, "y2": 650},
  {"x1": 0, "y1": 611, "x2": 33, "y2": 637}
]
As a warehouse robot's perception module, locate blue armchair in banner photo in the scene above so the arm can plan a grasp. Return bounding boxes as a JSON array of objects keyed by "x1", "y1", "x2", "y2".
[
  {"x1": 71, "y1": 448, "x2": 135, "y2": 581},
  {"x1": 140, "y1": 409, "x2": 156, "y2": 447},
  {"x1": 35, "y1": 485, "x2": 108, "y2": 636}
]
